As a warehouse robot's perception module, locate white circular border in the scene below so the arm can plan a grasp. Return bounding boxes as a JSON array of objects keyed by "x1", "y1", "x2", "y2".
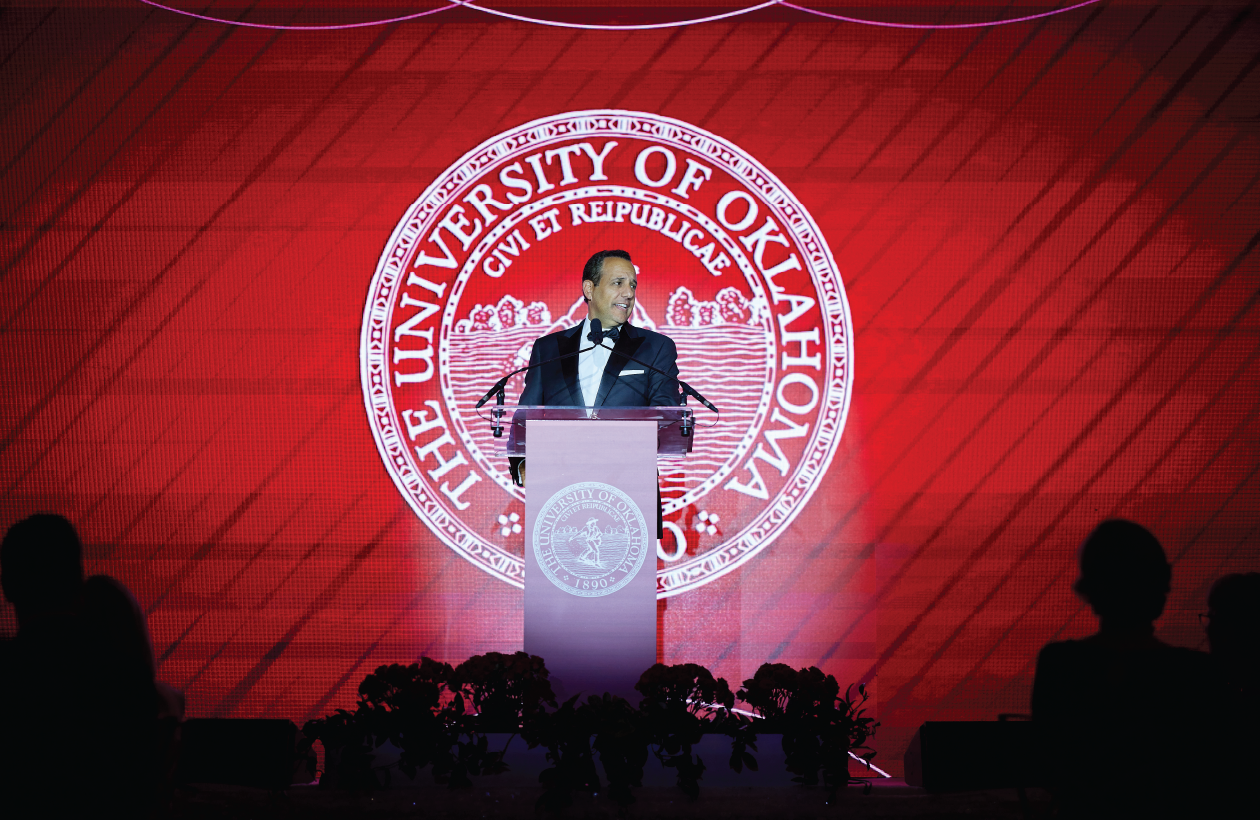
[
  {"x1": 360, "y1": 109, "x2": 854, "y2": 597},
  {"x1": 531, "y1": 481, "x2": 652, "y2": 598}
]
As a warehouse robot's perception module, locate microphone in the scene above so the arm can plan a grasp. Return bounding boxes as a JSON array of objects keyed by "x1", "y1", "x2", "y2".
[
  {"x1": 474, "y1": 323, "x2": 719, "y2": 415},
  {"x1": 681, "y1": 380, "x2": 719, "y2": 415},
  {"x1": 474, "y1": 340, "x2": 598, "y2": 408},
  {"x1": 592, "y1": 338, "x2": 720, "y2": 415},
  {"x1": 474, "y1": 375, "x2": 510, "y2": 409}
]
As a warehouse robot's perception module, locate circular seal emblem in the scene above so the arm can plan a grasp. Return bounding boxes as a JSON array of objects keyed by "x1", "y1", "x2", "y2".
[
  {"x1": 532, "y1": 482, "x2": 651, "y2": 598},
  {"x1": 361, "y1": 110, "x2": 853, "y2": 597}
]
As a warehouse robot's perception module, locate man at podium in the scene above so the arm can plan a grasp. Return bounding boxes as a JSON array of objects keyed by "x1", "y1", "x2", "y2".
[{"x1": 509, "y1": 249, "x2": 682, "y2": 493}]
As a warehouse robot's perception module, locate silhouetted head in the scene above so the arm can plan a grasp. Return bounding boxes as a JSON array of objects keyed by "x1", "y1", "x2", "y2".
[
  {"x1": 1073, "y1": 519, "x2": 1170, "y2": 627},
  {"x1": 82, "y1": 574, "x2": 156, "y2": 682},
  {"x1": 1205, "y1": 572, "x2": 1260, "y2": 664},
  {"x1": 1, "y1": 514, "x2": 84, "y2": 629}
]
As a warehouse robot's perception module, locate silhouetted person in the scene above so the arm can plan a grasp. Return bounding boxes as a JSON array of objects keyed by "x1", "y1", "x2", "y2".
[
  {"x1": 1031, "y1": 520, "x2": 1210, "y2": 820},
  {"x1": 1205, "y1": 572, "x2": 1260, "y2": 816},
  {"x1": 1, "y1": 514, "x2": 88, "y2": 815},
  {"x1": 1, "y1": 512, "x2": 83, "y2": 633},
  {"x1": 80, "y1": 574, "x2": 165, "y2": 814},
  {"x1": 1, "y1": 516, "x2": 167, "y2": 817},
  {"x1": 1206, "y1": 572, "x2": 1260, "y2": 703}
]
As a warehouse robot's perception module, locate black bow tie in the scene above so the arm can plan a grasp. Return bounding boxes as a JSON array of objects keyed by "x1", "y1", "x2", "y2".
[{"x1": 590, "y1": 325, "x2": 621, "y2": 345}]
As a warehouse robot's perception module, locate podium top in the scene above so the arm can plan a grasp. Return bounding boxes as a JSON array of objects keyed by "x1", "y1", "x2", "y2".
[{"x1": 495, "y1": 405, "x2": 694, "y2": 457}]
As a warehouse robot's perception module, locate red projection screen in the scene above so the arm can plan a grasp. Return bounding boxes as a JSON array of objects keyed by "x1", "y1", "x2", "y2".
[{"x1": 2, "y1": 2, "x2": 1258, "y2": 774}]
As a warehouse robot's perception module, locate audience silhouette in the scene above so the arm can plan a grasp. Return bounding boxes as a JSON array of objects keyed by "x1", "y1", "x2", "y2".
[
  {"x1": 1205, "y1": 572, "x2": 1260, "y2": 815},
  {"x1": 1031, "y1": 519, "x2": 1210, "y2": 820},
  {"x1": 1, "y1": 514, "x2": 178, "y2": 818},
  {"x1": 1206, "y1": 572, "x2": 1260, "y2": 701},
  {"x1": 1, "y1": 513, "x2": 1249, "y2": 817},
  {"x1": 1, "y1": 512, "x2": 83, "y2": 633},
  {"x1": 1, "y1": 514, "x2": 89, "y2": 814}
]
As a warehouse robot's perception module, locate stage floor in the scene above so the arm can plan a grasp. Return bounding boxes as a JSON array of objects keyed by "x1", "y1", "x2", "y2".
[{"x1": 174, "y1": 781, "x2": 1051, "y2": 819}]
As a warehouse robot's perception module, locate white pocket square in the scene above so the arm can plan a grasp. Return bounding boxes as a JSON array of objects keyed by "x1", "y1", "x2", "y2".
[{"x1": 620, "y1": 369, "x2": 644, "y2": 375}]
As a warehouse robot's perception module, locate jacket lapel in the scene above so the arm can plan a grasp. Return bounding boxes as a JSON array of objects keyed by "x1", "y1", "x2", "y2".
[
  {"x1": 558, "y1": 322, "x2": 584, "y2": 406},
  {"x1": 595, "y1": 324, "x2": 646, "y2": 407}
]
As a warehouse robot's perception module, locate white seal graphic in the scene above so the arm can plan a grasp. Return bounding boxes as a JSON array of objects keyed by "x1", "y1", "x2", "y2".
[
  {"x1": 532, "y1": 482, "x2": 651, "y2": 598},
  {"x1": 361, "y1": 110, "x2": 853, "y2": 597}
]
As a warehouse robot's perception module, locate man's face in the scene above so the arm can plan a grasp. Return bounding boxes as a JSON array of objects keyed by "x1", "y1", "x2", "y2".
[{"x1": 583, "y1": 258, "x2": 637, "y2": 329}]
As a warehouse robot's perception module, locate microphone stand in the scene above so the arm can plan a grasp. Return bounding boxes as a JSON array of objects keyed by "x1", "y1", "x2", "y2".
[
  {"x1": 584, "y1": 320, "x2": 718, "y2": 423},
  {"x1": 473, "y1": 319, "x2": 720, "y2": 439},
  {"x1": 475, "y1": 343, "x2": 601, "y2": 437}
]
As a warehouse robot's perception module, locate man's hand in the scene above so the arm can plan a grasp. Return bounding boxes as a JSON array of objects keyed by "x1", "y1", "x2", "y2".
[{"x1": 519, "y1": 462, "x2": 525, "y2": 487}]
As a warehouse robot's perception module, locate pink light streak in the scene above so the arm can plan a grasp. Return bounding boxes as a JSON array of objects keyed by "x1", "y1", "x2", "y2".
[
  {"x1": 134, "y1": 0, "x2": 459, "y2": 31},
  {"x1": 137, "y1": 1, "x2": 1105, "y2": 33},
  {"x1": 452, "y1": 0, "x2": 783, "y2": 31},
  {"x1": 780, "y1": 1, "x2": 1104, "y2": 30},
  {"x1": 707, "y1": 702, "x2": 893, "y2": 778}
]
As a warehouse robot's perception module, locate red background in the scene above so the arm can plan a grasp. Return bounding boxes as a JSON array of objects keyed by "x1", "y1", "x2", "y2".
[{"x1": 2, "y1": 1, "x2": 1258, "y2": 774}]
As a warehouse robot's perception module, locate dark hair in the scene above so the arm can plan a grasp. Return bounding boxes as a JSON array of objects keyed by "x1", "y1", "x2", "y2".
[
  {"x1": 1, "y1": 513, "x2": 84, "y2": 617},
  {"x1": 82, "y1": 574, "x2": 157, "y2": 681},
  {"x1": 1073, "y1": 519, "x2": 1170, "y2": 623},
  {"x1": 1208, "y1": 572, "x2": 1260, "y2": 632},
  {"x1": 582, "y1": 250, "x2": 632, "y2": 301}
]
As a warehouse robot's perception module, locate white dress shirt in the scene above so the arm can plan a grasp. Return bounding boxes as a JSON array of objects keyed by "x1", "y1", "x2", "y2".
[{"x1": 578, "y1": 318, "x2": 618, "y2": 408}]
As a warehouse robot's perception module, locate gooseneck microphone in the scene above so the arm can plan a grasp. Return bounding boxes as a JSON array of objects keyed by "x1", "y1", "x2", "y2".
[
  {"x1": 474, "y1": 341, "x2": 597, "y2": 408},
  {"x1": 474, "y1": 319, "x2": 719, "y2": 415},
  {"x1": 609, "y1": 345, "x2": 719, "y2": 415},
  {"x1": 586, "y1": 317, "x2": 719, "y2": 414}
]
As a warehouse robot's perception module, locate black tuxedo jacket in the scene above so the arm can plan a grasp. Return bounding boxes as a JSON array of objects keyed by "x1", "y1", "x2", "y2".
[
  {"x1": 517, "y1": 320, "x2": 682, "y2": 409},
  {"x1": 509, "y1": 322, "x2": 681, "y2": 537}
]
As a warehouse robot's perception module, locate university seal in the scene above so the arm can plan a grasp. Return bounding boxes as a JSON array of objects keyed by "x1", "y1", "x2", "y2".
[
  {"x1": 532, "y1": 482, "x2": 651, "y2": 598},
  {"x1": 360, "y1": 110, "x2": 853, "y2": 596}
]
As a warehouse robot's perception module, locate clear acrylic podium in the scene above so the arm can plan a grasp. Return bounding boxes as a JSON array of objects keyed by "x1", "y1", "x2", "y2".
[{"x1": 501, "y1": 406, "x2": 692, "y2": 701}]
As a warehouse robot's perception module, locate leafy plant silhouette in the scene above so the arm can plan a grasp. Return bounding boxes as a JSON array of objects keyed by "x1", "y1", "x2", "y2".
[
  {"x1": 301, "y1": 652, "x2": 555, "y2": 790},
  {"x1": 299, "y1": 654, "x2": 877, "y2": 805},
  {"x1": 635, "y1": 662, "x2": 737, "y2": 799},
  {"x1": 737, "y1": 663, "x2": 879, "y2": 799}
]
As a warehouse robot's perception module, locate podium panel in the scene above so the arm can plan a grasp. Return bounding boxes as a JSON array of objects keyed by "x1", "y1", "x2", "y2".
[{"x1": 523, "y1": 420, "x2": 658, "y2": 702}]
